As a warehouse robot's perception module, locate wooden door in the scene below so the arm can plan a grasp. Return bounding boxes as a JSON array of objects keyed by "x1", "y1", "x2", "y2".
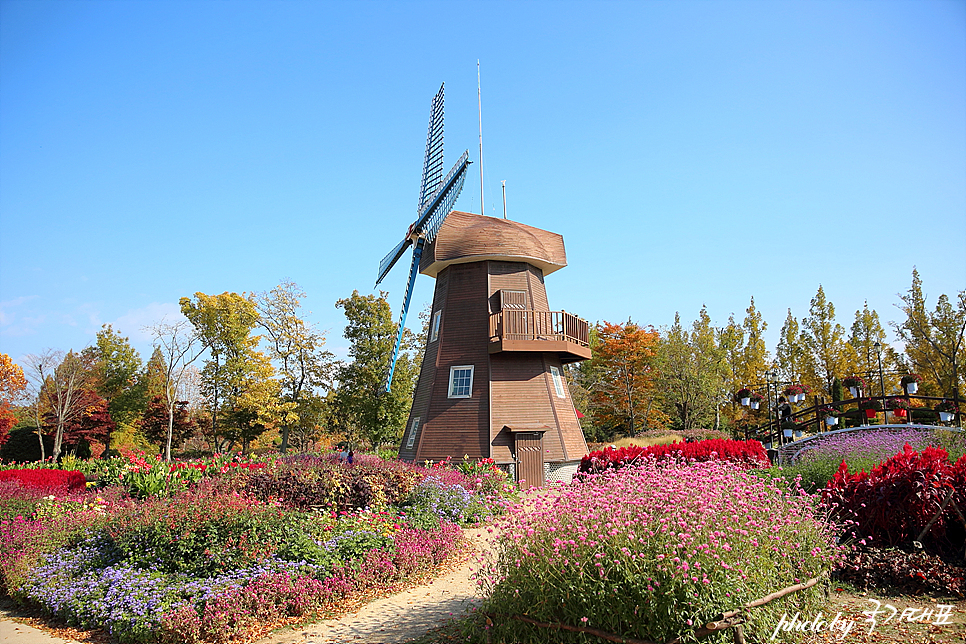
[{"x1": 515, "y1": 432, "x2": 545, "y2": 489}]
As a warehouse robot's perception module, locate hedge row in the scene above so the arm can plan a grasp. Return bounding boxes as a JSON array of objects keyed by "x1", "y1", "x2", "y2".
[
  {"x1": 0, "y1": 469, "x2": 87, "y2": 491},
  {"x1": 578, "y1": 438, "x2": 770, "y2": 473}
]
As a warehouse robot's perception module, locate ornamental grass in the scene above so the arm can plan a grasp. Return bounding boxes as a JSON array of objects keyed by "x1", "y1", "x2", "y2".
[{"x1": 474, "y1": 459, "x2": 843, "y2": 644}]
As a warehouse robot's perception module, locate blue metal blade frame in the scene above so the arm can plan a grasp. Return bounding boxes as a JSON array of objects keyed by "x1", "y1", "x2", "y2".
[
  {"x1": 384, "y1": 238, "x2": 425, "y2": 392},
  {"x1": 376, "y1": 236, "x2": 412, "y2": 287},
  {"x1": 417, "y1": 84, "x2": 445, "y2": 213}
]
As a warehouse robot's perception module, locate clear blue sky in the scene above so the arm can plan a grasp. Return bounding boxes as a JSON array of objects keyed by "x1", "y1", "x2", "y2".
[{"x1": 1, "y1": 0, "x2": 964, "y2": 366}]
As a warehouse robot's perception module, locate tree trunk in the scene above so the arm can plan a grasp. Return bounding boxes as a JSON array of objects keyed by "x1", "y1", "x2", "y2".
[{"x1": 165, "y1": 402, "x2": 174, "y2": 462}]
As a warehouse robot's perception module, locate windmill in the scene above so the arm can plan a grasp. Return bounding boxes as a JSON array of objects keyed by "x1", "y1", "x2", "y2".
[
  {"x1": 375, "y1": 83, "x2": 471, "y2": 391},
  {"x1": 378, "y1": 84, "x2": 591, "y2": 489}
]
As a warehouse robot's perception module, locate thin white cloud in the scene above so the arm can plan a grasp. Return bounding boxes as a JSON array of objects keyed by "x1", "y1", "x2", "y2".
[
  {"x1": 0, "y1": 296, "x2": 43, "y2": 336},
  {"x1": 111, "y1": 302, "x2": 187, "y2": 344}
]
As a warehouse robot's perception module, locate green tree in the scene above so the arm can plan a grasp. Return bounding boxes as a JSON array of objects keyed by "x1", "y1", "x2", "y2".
[
  {"x1": 717, "y1": 314, "x2": 745, "y2": 430},
  {"x1": 848, "y1": 302, "x2": 892, "y2": 395},
  {"x1": 657, "y1": 310, "x2": 725, "y2": 431},
  {"x1": 775, "y1": 309, "x2": 814, "y2": 388},
  {"x1": 180, "y1": 292, "x2": 261, "y2": 442},
  {"x1": 82, "y1": 325, "x2": 147, "y2": 437},
  {"x1": 740, "y1": 297, "x2": 769, "y2": 388},
  {"x1": 255, "y1": 281, "x2": 334, "y2": 452},
  {"x1": 332, "y1": 291, "x2": 418, "y2": 447},
  {"x1": 894, "y1": 269, "x2": 966, "y2": 399},
  {"x1": 803, "y1": 285, "x2": 848, "y2": 396}
]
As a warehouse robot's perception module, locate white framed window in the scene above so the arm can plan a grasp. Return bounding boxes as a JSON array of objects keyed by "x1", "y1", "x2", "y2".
[
  {"x1": 550, "y1": 366, "x2": 566, "y2": 398},
  {"x1": 406, "y1": 417, "x2": 421, "y2": 449},
  {"x1": 448, "y1": 365, "x2": 474, "y2": 398},
  {"x1": 430, "y1": 310, "x2": 442, "y2": 342}
]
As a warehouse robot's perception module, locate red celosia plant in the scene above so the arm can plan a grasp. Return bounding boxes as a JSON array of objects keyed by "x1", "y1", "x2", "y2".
[
  {"x1": 578, "y1": 438, "x2": 770, "y2": 473},
  {"x1": 0, "y1": 469, "x2": 86, "y2": 492},
  {"x1": 822, "y1": 444, "x2": 966, "y2": 560}
]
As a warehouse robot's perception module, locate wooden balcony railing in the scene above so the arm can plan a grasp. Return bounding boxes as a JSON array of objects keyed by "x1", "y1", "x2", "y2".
[{"x1": 489, "y1": 310, "x2": 590, "y2": 347}]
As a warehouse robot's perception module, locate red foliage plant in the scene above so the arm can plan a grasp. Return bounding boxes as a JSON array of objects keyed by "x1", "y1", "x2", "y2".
[
  {"x1": 0, "y1": 469, "x2": 87, "y2": 492},
  {"x1": 578, "y1": 438, "x2": 770, "y2": 473},
  {"x1": 822, "y1": 444, "x2": 966, "y2": 560}
]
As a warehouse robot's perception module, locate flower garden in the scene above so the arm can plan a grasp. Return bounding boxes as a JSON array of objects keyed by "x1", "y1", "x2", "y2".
[
  {"x1": 2, "y1": 428, "x2": 965, "y2": 644},
  {"x1": 0, "y1": 451, "x2": 515, "y2": 643}
]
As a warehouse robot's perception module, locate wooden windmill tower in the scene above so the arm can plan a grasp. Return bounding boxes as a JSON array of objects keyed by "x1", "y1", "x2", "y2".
[{"x1": 376, "y1": 85, "x2": 590, "y2": 488}]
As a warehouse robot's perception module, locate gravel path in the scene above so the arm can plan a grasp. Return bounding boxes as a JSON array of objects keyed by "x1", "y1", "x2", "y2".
[{"x1": 257, "y1": 526, "x2": 495, "y2": 644}]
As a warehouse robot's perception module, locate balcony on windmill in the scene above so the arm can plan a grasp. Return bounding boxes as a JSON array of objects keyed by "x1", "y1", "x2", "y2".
[{"x1": 488, "y1": 309, "x2": 591, "y2": 363}]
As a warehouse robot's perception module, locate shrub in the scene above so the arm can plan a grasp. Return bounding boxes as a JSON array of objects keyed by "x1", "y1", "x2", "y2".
[
  {"x1": 101, "y1": 483, "x2": 318, "y2": 577},
  {"x1": 404, "y1": 475, "x2": 490, "y2": 525},
  {"x1": 474, "y1": 461, "x2": 842, "y2": 643},
  {"x1": 0, "y1": 469, "x2": 87, "y2": 491},
  {"x1": 835, "y1": 547, "x2": 965, "y2": 596},
  {"x1": 822, "y1": 444, "x2": 966, "y2": 560},
  {"x1": 578, "y1": 438, "x2": 769, "y2": 473},
  {"x1": 245, "y1": 454, "x2": 421, "y2": 511}
]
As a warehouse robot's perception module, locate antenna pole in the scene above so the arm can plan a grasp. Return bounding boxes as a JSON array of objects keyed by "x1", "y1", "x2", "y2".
[
  {"x1": 502, "y1": 180, "x2": 507, "y2": 219},
  {"x1": 478, "y1": 60, "x2": 484, "y2": 217}
]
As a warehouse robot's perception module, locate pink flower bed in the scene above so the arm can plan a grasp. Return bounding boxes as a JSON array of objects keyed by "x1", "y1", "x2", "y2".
[{"x1": 579, "y1": 438, "x2": 769, "y2": 473}]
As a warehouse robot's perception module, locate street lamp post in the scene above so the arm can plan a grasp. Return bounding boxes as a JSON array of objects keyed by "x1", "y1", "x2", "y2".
[{"x1": 874, "y1": 341, "x2": 886, "y2": 424}]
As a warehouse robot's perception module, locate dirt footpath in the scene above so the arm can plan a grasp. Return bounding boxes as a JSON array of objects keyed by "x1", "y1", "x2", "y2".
[{"x1": 258, "y1": 527, "x2": 494, "y2": 644}]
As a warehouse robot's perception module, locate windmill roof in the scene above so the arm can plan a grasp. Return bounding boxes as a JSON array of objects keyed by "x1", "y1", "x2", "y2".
[{"x1": 420, "y1": 211, "x2": 567, "y2": 278}]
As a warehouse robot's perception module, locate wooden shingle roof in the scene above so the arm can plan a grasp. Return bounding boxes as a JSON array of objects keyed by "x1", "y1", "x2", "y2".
[{"x1": 420, "y1": 211, "x2": 567, "y2": 278}]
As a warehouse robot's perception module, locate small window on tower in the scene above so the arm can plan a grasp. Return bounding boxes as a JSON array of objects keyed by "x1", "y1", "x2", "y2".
[
  {"x1": 550, "y1": 366, "x2": 566, "y2": 398},
  {"x1": 430, "y1": 310, "x2": 442, "y2": 342},
  {"x1": 448, "y1": 366, "x2": 474, "y2": 398},
  {"x1": 499, "y1": 290, "x2": 528, "y2": 310},
  {"x1": 406, "y1": 417, "x2": 421, "y2": 449}
]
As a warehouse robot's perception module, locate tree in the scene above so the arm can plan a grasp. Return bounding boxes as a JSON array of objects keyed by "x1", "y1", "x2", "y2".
[
  {"x1": 140, "y1": 395, "x2": 196, "y2": 450},
  {"x1": 332, "y1": 291, "x2": 418, "y2": 447},
  {"x1": 803, "y1": 285, "x2": 848, "y2": 396},
  {"x1": 82, "y1": 324, "x2": 147, "y2": 440},
  {"x1": 775, "y1": 309, "x2": 813, "y2": 387},
  {"x1": 739, "y1": 297, "x2": 769, "y2": 388},
  {"x1": 848, "y1": 302, "x2": 891, "y2": 394},
  {"x1": 657, "y1": 310, "x2": 727, "y2": 431},
  {"x1": 586, "y1": 319, "x2": 662, "y2": 437},
  {"x1": 45, "y1": 389, "x2": 115, "y2": 454},
  {"x1": 894, "y1": 269, "x2": 966, "y2": 399},
  {"x1": 717, "y1": 314, "x2": 745, "y2": 430},
  {"x1": 180, "y1": 292, "x2": 260, "y2": 440},
  {"x1": 146, "y1": 320, "x2": 204, "y2": 461},
  {"x1": 23, "y1": 350, "x2": 91, "y2": 461},
  {"x1": 0, "y1": 353, "x2": 27, "y2": 447},
  {"x1": 254, "y1": 281, "x2": 334, "y2": 452}
]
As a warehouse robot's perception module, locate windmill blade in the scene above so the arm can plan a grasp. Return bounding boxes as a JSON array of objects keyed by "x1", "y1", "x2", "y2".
[
  {"x1": 375, "y1": 235, "x2": 412, "y2": 287},
  {"x1": 384, "y1": 238, "x2": 425, "y2": 392},
  {"x1": 411, "y1": 150, "x2": 471, "y2": 241},
  {"x1": 417, "y1": 84, "x2": 445, "y2": 213},
  {"x1": 423, "y1": 152, "x2": 470, "y2": 244}
]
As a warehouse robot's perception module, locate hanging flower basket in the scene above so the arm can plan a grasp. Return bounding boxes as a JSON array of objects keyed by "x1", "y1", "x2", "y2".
[
  {"x1": 858, "y1": 397, "x2": 881, "y2": 419},
  {"x1": 935, "y1": 401, "x2": 958, "y2": 423},
  {"x1": 825, "y1": 416, "x2": 839, "y2": 426},
  {"x1": 842, "y1": 376, "x2": 867, "y2": 398},
  {"x1": 784, "y1": 384, "x2": 803, "y2": 400},
  {"x1": 749, "y1": 392, "x2": 764, "y2": 410},
  {"x1": 901, "y1": 374, "x2": 923, "y2": 394},
  {"x1": 783, "y1": 429, "x2": 794, "y2": 437},
  {"x1": 886, "y1": 397, "x2": 910, "y2": 411},
  {"x1": 892, "y1": 408, "x2": 907, "y2": 418},
  {"x1": 736, "y1": 389, "x2": 752, "y2": 406}
]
